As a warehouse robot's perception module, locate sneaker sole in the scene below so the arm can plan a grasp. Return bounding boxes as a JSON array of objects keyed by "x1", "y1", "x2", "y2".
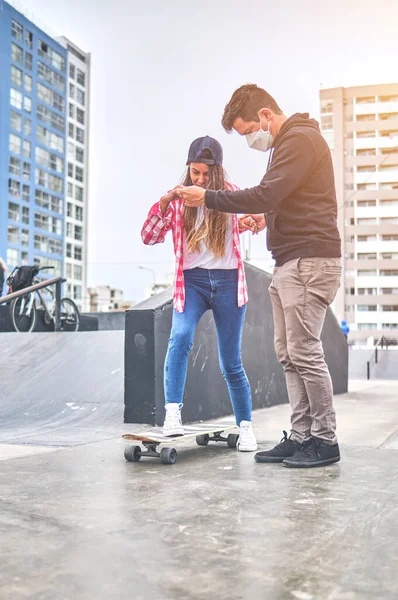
[
  {"x1": 255, "y1": 455, "x2": 288, "y2": 463},
  {"x1": 163, "y1": 430, "x2": 184, "y2": 437},
  {"x1": 238, "y1": 444, "x2": 258, "y2": 452},
  {"x1": 283, "y1": 456, "x2": 341, "y2": 468}
]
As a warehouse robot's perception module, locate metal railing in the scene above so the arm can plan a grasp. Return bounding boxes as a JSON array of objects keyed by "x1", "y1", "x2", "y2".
[
  {"x1": 0, "y1": 277, "x2": 66, "y2": 331},
  {"x1": 367, "y1": 336, "x2": 389, "y2": 380}
]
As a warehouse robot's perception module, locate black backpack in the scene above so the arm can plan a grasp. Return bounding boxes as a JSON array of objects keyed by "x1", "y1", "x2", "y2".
[{"x1": 7, "y1": 265, "x2": 39, "y2": 293}]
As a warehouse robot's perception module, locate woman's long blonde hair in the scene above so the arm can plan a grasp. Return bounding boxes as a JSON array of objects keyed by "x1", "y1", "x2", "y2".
[{"x1": 182, "y1": 166, "x2": 228, "y2": 258}]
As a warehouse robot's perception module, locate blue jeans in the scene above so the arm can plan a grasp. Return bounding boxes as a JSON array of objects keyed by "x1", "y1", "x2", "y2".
[{"x1": 164, "y1": 268, "x2": 252, "y2": 425}]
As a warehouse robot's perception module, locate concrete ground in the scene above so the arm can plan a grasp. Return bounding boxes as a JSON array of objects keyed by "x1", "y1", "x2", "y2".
[{"x1": 1, "y1": 380, "x2": 397, "y2": 600}]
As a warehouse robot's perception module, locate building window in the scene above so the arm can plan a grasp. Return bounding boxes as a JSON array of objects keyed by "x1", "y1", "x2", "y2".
[
  {"x1": 38, "y1": 61, "x2": 66, "y2": 92},
  {"x1": 66, "y1": 243, "x2": 72, "y2": 258},
  {"x1": 357, "y1": 253, "x2": 377, "y2": 260},
  {"x1": 22, "y1": 185, "x2": 30, "y2": 202},
  {"x1": 321, "y1": 115, "x2": 333, "y2": 130},
  {"x1": 382, "y1": 253, "x2": 398, "y2": 260},
  {"x1": 76, "y1": 88, "x2": 85, "y2": 106},
  {"x1": 74, "y1": 225, "x2": 83, "y2": 241},
  {"x1": 358, "y1": 324, "x2": 377, "y2": 331},
  {"x1": 24, "y1": 74, "x2": 32, "y2": 93},
  {"x1": 75, "y1": 167, "x2": 84, "y2": 182},
  {"x1": 357, "y1": 200, "x2": 376, "y2": 207},
  {"x1": 23, "y1": 96, "x2": 32, "y2": 113},
  {"x1": 73, "y1": 285, "x2": 82, "y2": 300},
  {"x1": 12, "y1": 20, "x2": 24, "y2": 42},
  {"x1": 76, "y1": 147, "x2": 84, "y2": 163},
  {"x1": 67, "y1": 142, "x2": 75, "y2": 160},
  {"x1": 69, "y1": 64, "x2": 75, "y2": 79},
  {"x1": 358, "y1": 288, "x2": 377, "y2": 295},
  {"x1": 69, "y1": 82, "x2": 75, "y2": 99},
  {"x1": 357, "y1": 270, "x2": 377, "y2": 277},
  {"x1": 67, "y1": 183, "x2": 73, "y2": 197},
  {"x1": 356, "y1": 148, "x2": 376, "y2": 156},
  {"x1": 76, "y1": 69, "x2": 85, "y2": 87},
  {"x1": 10, "y1": 88, "x2": 23, "y2": 109},
  {"x1": 75, "y1": 206, "x2": 83, "y2": 221},
  {"x1": 68, "y1": 163, "x2": 74, "y2": 178},
  {"x1": 356, "y1": 96, "x2": 375, "y2": 104},
  {"x1": 69, "y1": 103, "x2": 75, "y2": 118},
  {"x1": 37, "y1": 104, "x2": 65, "y2": 133},
  {"x1": 66, "y1": 263, "x2": 73, "y2": 279},
  {"x1": 35, "y1": 212, "x2": 62, "y2": 235},
  {"x1": 35, "y1": 190, "x2": 63, "y2": 214},
  {"x1": 21, "y1": 229, "x2": 29, "y2": 246},
  {"x1": 358, "y1": 235, "x2": 377, "y2": 242},
  {"x1": 25, "y1": 30, "x2": 33, "y2": 49},
  {"x1": 381, "y1": 288, "x2": 398, "y2": 295},
  {"x1": 8, "y1": 202, "x2": 20, "y2": 221},
  {"x1": 7, "y1": 249, "x2": 19, "y2": 267},
  {"x1": 380, "y1": 270, "x2": 398, "y2": 276},
  {"x1": 23, "y1": 162, "x2": 31, "y2": 180},
  {"x1": 67, "y1": 202, "x2": 73, "y2": 217},
  {"x1": 25, "y1": 52, "x2": 32, "y2": 70},
  {"x1": 11, "y1": 65, "x2": 23, "y2": 87},
  {"x1": 357, "y1": 166, "x2": 376, "y2": 173},
  {"x1": 356, "y1": 114, "x2": 376, "y2": 122},
  {"x1": 22, "y1": 206, "x2": 29, "y2": 224},
  {"x1": 37, "y1": 83, "x2": 64, "y2": 112},
  {"x1": 11, "y1": 43, "x2": 23, "y2": 64},
  {"x1": 36, "y1": 124, "x2": 64, "y2": 153},
  {"x1": 74, "y1": 246, "x2": 82, "y2": 261},
  {"x1": 35, "y1": 147, "x2": 64, "y2": 174},
  {"x1": 357, "y1": 218, "x2": 377, "y2": 225},
  {"x1": 381, "y1": 217, "x2": 398, "y2": 224},
  {"x1": 23, "y1": 140, "x2": 31, "y2": 159},
  {"x1": 382, "y1": 234, "x2": 398, "y2": 241},
  {"x1": 381, "y1": 305, "x2": 398, "y2": 312},
  {"x1": 10, "y1": 110, "x2": 22, "y2": 132},
  {"x1": 35, "y1": 168, "x2": 63, "y2": 193},
  {"x1": 8, "y1": 179, "x2": 21, "y2": 198},
  {"x1": 380, "y1": 113, "x2": 398, "y2": 121},
  {"x1": 69, "y1": 123, "x2": 74, "y2": 138},
  {"x1": 34, "y1": 234, "x2": 62, "y2": 255},
  {"x1": 38, "y1": 41, "x2": 65, "y2": 72},
  {"x1": 24, "y1": 118, "x2": 32, "y2": 136},
  {"x1": 75, "y1": 186, "x2": 83, "y2": 202},
  {"x1": 66, "y1": 222, "x2": 73, "y2": 238},
  {"x1": 357, "y1": 305, "x2": 377, "y2": 312},
  {"x1": 8, "y1": 226, "x2": 19, "y2": 245},
  {"x1": 320, "y1": 99, "x2": 333, "y2": 114},
  {"x1": 76, "y1": 127, "x2": 84, "y2": 144},
  {"x1": 9, "y1": 156, "x2": 21, "y2": 176},
  {"x1": 74, "y1": 265, "x2": 83, "y2": 280},
  {"x1": 380, "y1": 199, "x2": 398, "y2": 207},
  {"x1": 76, "y1": 108, "x2": 84, "y2": 125}
]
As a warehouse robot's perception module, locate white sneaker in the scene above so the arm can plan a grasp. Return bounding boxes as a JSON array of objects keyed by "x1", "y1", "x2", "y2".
[
  {"x1": 163, "y1": 403, "x2": 184, "y2": 437},
  {"x1": 237, "y1": 420, "x2": 257, "y2": 452}
]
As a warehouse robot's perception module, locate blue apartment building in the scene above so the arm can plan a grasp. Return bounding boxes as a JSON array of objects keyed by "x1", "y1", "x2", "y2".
[{"x1": 0, "y1": 0, "x2": 67, "y2": 279}]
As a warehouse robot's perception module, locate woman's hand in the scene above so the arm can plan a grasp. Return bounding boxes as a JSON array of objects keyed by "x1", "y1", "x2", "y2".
[
  {"x1": 238, "y1": 214, "x2": 267, "y2": 234},
  {"x1": 160, "y1": 188, "x2": 179, "y2": 214},
  {"x1": 176, "y1": 185, "x2": 205, "y2": 207}
]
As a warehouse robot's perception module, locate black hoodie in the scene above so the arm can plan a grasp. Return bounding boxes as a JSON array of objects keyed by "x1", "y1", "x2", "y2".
[{"x1": 205, "y1": 113, "x2": 341, "y2": 266}]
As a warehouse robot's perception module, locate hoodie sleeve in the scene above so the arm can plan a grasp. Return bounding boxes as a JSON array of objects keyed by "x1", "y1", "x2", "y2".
[{"x1": 205, "y1": 132, "x2": 318, "y2": 214}]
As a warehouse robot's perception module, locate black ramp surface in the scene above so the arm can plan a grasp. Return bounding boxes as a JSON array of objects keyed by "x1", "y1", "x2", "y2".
[{"x1": 0, "y1": 331, "x2": 124, "y2": 446}]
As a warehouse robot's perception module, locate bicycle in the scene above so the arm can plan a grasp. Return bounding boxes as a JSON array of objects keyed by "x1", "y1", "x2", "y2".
[{"x1": 8, "y1": 266, "x2": 80, "y2": 333}]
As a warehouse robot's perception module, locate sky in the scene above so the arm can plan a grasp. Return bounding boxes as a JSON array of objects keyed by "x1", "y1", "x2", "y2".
[{"x1": 14, "y1": 0, "x2": 398, "y2": 302}]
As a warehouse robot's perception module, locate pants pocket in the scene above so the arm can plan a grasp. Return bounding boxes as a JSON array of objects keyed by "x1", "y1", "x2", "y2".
[{"x1": 297, "y1": 257, "x2": 314, "y2": 286}]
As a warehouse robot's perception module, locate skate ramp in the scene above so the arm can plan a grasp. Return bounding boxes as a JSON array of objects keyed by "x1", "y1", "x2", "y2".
[{"x1": 0, "y1": 331, "x2": 124, "y2": 446}]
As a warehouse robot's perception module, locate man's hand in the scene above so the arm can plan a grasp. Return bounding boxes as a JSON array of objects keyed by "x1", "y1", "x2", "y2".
[
  {"x1": 176, "y1": 185, "x2": 205, "y2": 207},
  {"x1": 238, "y1": 214, "x2": 267, "y2": 234}
]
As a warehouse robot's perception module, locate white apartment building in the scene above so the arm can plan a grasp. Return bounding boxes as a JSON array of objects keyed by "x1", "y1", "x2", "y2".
[
  {"x1": 320, "y1": 84, "x2": 398, "y2": 345},
  {"x1": 58, "y1": 37, "x2": 90, "y2": 312}
]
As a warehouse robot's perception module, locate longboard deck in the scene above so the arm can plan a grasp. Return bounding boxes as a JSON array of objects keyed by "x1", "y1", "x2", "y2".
[{"x1": 123, "y1": 422, "x2": 237, "y2": 443}]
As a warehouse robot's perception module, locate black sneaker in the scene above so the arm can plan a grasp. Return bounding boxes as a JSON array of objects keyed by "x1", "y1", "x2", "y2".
[
  {"x1": 254, "y1": 430, "x2": 302, "y2": 463},
  {"x1": 283, "y1": 437, "x2": 340, "y2": 468}
]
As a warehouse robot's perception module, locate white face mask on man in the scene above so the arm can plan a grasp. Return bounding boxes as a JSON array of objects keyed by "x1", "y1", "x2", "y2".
[{"x1": 245, "y1": 117, "x2": 274, "y2": 152}]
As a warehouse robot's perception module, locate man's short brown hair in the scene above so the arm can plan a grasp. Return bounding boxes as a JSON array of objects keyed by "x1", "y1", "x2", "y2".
[{"x1": 222, "y1": 84, "x2": 283, "y2": 132}]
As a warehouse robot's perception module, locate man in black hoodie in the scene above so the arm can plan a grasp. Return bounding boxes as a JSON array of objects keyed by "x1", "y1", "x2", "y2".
[{"x1": 178, "y1": 84, "x2": 342, "y2": 468}]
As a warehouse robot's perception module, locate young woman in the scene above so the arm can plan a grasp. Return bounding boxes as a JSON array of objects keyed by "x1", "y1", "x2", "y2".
[{"x1": 141, "y1": 136, "x2": 257, "y2": 451}]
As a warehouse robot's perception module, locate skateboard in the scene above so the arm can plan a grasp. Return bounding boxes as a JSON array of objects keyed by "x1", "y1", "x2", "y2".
[{"x1": 123, "y1": 422, "x2": 239, "y2": 465}]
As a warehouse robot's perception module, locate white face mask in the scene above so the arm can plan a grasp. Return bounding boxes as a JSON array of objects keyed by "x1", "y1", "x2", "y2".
[{"x1": 245, "y1": 118, "x2": 274, "y2": 152}]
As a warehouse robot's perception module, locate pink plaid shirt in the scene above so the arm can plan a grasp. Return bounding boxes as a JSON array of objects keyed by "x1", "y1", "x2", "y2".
[{"x1": 141, "y1": 183, "x2": 248, "y2": 312}]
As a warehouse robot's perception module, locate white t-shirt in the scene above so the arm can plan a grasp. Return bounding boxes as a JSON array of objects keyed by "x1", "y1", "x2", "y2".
[{"x1": 183, "y1": 207, "x2": 238, "y2": 270}]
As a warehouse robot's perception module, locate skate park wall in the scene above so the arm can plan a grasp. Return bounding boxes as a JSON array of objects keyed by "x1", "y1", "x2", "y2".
[{"x1": 124, "y1": 262, "x2": 348, "y2": 425}]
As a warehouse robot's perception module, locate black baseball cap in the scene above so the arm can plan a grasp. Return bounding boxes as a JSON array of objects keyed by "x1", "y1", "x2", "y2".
[{"x1": 186, "y1": 136, "x2": 223, "y2": 166}]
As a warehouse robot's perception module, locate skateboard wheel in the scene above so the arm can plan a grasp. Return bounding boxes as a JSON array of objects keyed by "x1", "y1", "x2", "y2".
[
  {"x1": 196, "y1": 434, "x2": 210, "y2": 446},
  {"x1": 124, "y1": 445, "x2": 141, "y2": 462},
  {"x1": 227, "y1": 433, "x2": 239, "y2": 449},
  {"x1": 160, "y1": 447, "x2": 177, "y2": 465}
]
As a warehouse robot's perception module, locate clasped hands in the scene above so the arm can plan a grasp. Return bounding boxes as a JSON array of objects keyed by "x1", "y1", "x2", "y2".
[{"x1": 162, "y1": 185, "x2": 266, "y2": 234}]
